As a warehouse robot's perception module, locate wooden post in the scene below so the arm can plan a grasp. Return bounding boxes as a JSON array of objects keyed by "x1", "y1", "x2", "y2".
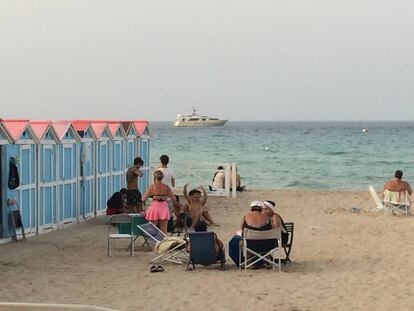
[
  {"x1": 231, "y1": 162, "x2": 237, "y2": 199},
  {"x1": 224, "y1": 163, "x2": 231, "y2": 198}
]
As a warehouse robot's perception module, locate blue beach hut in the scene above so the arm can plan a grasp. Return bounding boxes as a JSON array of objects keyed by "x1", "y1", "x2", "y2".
[
  {"x1": 53, "y1": 121, "x2": 81, "y2": 227},
  {"x1": 0, "y1": 120, "x2": 38, "y2": 236},
  {"x1": 0, "y1": 122, "x2": 12, "y2": 239},
  {"x1": 121, "y1": 121, "x2": 138, "y2": 173},
  {"x1": 73, "y1": 120, "x2": 96, "y2": 220},
  {"x1": 133, "y1": 121, "x2": 151, "y2": 193},
  {"x1": 31, "y1": 121, "x2": 60, "y2": 233},
  {"x1": 108, "y1": 121, "x2": 126, "y2": 192},
  {"x1": 90, "y1": 122, "x2": 112, "y2": 215}
]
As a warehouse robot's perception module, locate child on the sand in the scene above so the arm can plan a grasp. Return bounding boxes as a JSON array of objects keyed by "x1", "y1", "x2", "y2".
[{"x1": 183, "y1": 184, "x2": 218, "y2": 228}]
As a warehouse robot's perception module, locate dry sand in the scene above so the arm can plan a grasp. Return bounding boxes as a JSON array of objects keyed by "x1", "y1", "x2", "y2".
[{"x1": 1, "y1": 189, "x2": 414, "y2": 311}]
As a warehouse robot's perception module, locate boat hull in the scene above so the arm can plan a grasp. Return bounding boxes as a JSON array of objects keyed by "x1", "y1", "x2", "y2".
[{"x1": 173, "y1": 119, "x2": 227, "y2": 127}]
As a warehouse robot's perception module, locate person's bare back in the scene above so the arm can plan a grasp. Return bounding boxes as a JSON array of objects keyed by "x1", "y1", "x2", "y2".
[{"x1": 384, "y1": 170, "x2": 412, "y2": 195}]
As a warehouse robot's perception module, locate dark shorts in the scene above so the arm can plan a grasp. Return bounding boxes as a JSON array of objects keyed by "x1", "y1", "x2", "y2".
[{"x1": 127, "y1": 190, "x2": 142, "y2": 206}]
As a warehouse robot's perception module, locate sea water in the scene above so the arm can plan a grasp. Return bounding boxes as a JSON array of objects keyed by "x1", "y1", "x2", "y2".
[{"x1": 149, "y1": 121, "x2": 414, "y2": 190}]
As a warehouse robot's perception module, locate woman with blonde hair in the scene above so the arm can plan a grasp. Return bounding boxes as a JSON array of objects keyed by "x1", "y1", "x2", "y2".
[{"x1": 142, "y1": 170, "x2": 176, "y2": 235}]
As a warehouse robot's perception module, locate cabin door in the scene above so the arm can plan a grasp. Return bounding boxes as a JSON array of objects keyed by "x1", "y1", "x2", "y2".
[
  {"x1": 96, "y1": 141, "x2": 110, "y2": 214},
  {"x1": 139, "y1": 138, "x2": 150, "y2": 193},
  {"x1": 39, "y1": 144, "x2": 57, "y2": 232},
  {"x1": 80, "y1": 142, "x2": 94, "y2": 219},
  {"x1": 59, "y1": 143, "x2": 77, "y2": 226},
  {"x1": 111, "y1": 141, "x2": 123, "y2": 192},
  {"x1": 19, "y1": 144, "x2": 36, "y2": 235},
  {"x1": 126, "y1": 139, "x2": 135, "y2": 169}
]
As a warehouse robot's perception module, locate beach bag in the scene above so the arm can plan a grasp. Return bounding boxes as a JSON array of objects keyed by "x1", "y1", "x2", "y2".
[
  {"x1": 154, "y1": 237, "x2": 182, "y2": 254},
  {"x1": 8, "y1": 158, "x2": 20, "y2": 190}
]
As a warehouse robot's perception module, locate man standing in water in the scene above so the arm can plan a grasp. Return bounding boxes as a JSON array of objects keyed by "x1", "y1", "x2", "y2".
[{"x1": 126, "y1": 157, "x2": 144, "y2": 212}]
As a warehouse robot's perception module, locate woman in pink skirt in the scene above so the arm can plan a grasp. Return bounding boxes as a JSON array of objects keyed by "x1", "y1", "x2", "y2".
[{"x1": 142, "y1": 170, "x2": 176, "y2": 235}]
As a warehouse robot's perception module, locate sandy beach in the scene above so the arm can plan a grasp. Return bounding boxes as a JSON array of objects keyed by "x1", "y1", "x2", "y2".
[{"x1": 1, "y1": 189, "x2": 414, "y2": 311}]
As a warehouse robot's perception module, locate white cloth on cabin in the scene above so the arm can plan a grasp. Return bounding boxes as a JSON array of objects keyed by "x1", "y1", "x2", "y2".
[{"x1": 80, "y1": 142, "x2": 92, "y2": 177}]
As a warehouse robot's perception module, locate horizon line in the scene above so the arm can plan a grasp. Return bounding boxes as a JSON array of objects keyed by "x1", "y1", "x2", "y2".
[{"x1": 147, "y1": 119, "x2": 414, "y2": 123}]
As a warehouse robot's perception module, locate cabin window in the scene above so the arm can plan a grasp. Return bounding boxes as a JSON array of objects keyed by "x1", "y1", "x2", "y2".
[
  {"x1": 189, "y1": 118, "x2": 199, "y2": 121},
  {"x1": 182, "y1": 118, "x2": 185, "y2": 121},
  {"x1": 202, "y1": 118, "x2": 206, "y2": 121}
]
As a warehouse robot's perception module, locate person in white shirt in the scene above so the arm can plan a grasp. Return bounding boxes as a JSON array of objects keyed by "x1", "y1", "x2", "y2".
[
  {"x1": 212, "y1": 166, "x2": 225, "y2": 190},
  {"x1": 156, "y1": 155, "x2": 175, "y2": 190},
  {"x1": 156, "y1": 155, "x2": 176, "y2": 213}
]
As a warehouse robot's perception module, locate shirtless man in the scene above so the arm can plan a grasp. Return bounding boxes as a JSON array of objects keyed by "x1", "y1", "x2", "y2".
[
  {"x1": 183, "y1": 184, "x2": 217, "y2": 228},
  {"x1": 384, "y1": 170, "x2": 412, "y2": 195},
  {"x1": 126, "y1": 157, "x2": 144, "y2": 212}
]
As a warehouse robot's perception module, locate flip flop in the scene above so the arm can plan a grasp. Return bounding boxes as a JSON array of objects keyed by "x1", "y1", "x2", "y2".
[
  {"x1": 150, "y1": 266, "x2": 158, "y2": 273},
  {"x1": 156, "y1": 266, "x2": 165, "y2": 272}
]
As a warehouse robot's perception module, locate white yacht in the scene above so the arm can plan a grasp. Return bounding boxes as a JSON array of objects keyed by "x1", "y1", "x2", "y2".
[{"x1": 173, "y1": 108, "x2": 228, "y2": 127}]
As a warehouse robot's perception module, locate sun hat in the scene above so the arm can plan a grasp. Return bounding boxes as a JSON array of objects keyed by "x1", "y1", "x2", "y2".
[{"x1": 250, "y1": 201, "x2": 263, "y2": 208}]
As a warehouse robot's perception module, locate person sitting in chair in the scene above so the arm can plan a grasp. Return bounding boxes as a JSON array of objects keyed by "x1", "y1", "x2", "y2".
[
  {"x1": 384, "y1": 170, "x2": 412, "y2": 195},
  {"x1": 106, "y1": 188, "x2": 129, "y2": 217},
  {"x1": 183, "y1": 184, "x2": 218, "y2": 228},
  {"x1": 263, "y1": 200, "x2": 290, "y2": 251},
  {"x1": 210, "y1": 166, "x2": 225, "y2": 190},
  {"x1": 228, "y1": 201, "x2": 272, "y2": 267},
  {"x1": 262, "y1": 200, "x2": 285, "y2": 229},
  {"x1": 240, "y1": 201, "x2": 272, "y2": 231},
  {"x1": 186, "y1": 220, "x2": 224, "y2": 256},
  {"x1": 168, "y1": 196, "x2": 192, "y2": 233}
]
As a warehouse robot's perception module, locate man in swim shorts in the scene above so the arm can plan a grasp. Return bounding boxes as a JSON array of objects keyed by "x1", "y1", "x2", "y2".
[
  {"x1": 183, "y1": 184, "x2": 218, "y2": 228},
  {"x1": 126, "y1": 157, "x2": 144, "y2": 212}
]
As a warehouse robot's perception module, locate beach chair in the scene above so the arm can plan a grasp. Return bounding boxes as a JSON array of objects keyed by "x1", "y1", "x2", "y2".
[
  {"x1": 168, "y1": 212, "x2": 189, "y2": 236},
  {"x1": 137, "y1": 222, "x2": 188, "y2": 264},
  {"x1": 107, "y1": 214, "x2": 134, "y2": 256},
  {"x1": 239, "y1": 228, "x2": 283, "y2": 271},
  {"x1": 282, "y1": 222, "x2": 294, "y2": 263},
  {"x1": 186, "y1": 231, "x2": 226, "y2": 271},
  {"x1": 9, "y1": 209, "x2": 26, "y2": 242},
  {"x1": 369, "y1": 185, "x2": 386, "y2": 214},
  {"x1": 384, "y1": 189, "x2": 410, "y2": 216}
]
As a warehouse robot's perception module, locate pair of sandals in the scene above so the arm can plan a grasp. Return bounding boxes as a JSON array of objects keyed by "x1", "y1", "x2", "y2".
[{"x1": 150, "y1": 265, "x2": 165, "y2": 273}]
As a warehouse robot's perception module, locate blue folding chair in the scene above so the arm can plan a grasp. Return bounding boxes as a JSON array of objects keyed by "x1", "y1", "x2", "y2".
[{"x1": 186, "y1": 232, "x2": 226, "y2": 270}]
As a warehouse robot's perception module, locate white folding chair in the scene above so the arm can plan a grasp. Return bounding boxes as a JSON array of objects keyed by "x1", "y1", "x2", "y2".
[
  {"x1": 369, "y1": 185, "x2": 386, "y2": 214},
  {"x1": 239, "y1": 228, "x2": 283, "y2": 271},
  {"x1": 107, "y1": 214, "x2": 134, "y2": 256},
  {"x1": 137, "y1": 222, "x2": 188, "y2": 264},
  {"x1": 384, "y1": 189, "x2": 410, "y2": 217}
]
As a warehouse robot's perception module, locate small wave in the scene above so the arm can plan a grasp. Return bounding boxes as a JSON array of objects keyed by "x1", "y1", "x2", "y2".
[
  {"x1": 284, "y1": 181, "x2": 302, "y2": 187},
  {"x1": 324, "y1": 151, "x2": 348, "y2": 156}
]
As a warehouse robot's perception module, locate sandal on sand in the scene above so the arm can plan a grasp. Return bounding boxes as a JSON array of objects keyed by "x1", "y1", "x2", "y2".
[
  {"x1": 150, "y1": 266, "x2": 158, "y2": 273},
  {"x1": 156, "y1": 266, "x2": 165, "y2": 272}
]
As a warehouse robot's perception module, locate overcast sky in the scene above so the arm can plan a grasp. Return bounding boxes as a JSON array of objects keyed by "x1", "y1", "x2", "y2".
[{"x1": 1, "y1": 1, "x2": 413, "y2": 121}]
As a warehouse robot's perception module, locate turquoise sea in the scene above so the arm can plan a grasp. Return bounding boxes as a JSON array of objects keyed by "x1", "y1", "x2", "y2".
[{"x1": 149, "y1": 121, "x2": 414, "y2": 190}]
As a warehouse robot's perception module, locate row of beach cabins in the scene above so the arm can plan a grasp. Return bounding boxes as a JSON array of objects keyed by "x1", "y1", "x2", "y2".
[{"x1": 0, "y1": 119, "x2": 151, "y2": 241}]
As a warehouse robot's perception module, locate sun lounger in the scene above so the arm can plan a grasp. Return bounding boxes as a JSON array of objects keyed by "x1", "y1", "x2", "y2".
[
  {"x1": 369, "y1": 185, "x2": 386, "y2": 214},
  {"x1": 137, "y1": 222, "x2": 188, "y2": 264}
]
